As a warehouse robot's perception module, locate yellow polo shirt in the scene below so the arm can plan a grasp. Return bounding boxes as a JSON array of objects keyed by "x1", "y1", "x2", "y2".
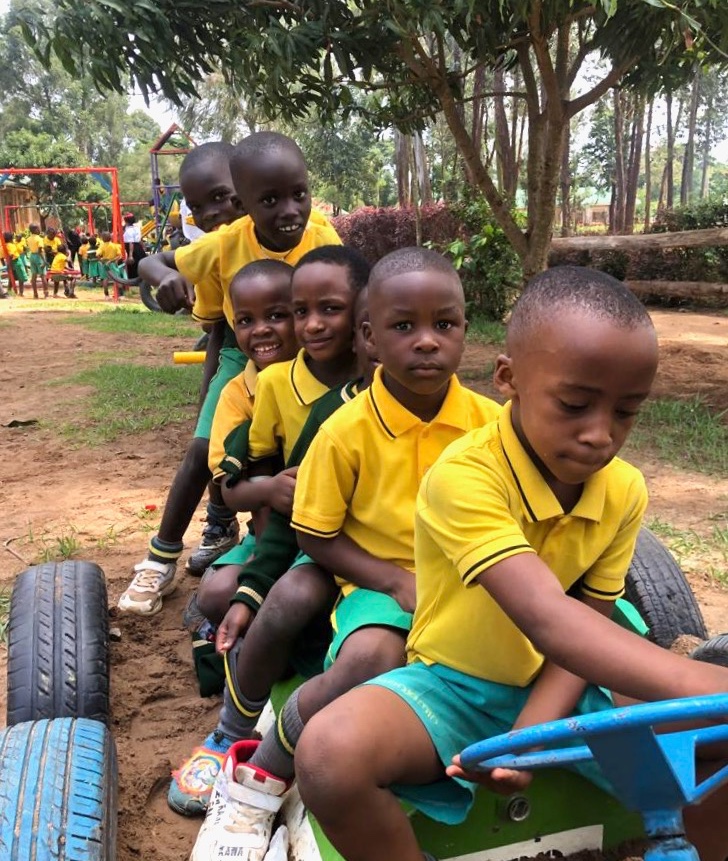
[
  {"x1": 407, "y1": 401, "x2": 648, "y2": 686},
  {"x1": 174, "y1": 209, "x2": 341, "y2": 329},
  {"x1": 248, "y1": 349, "x2": 330, "y2": 463},
  {"x1": 27, "y1": 234, "x2": 43, "y2": 255},
  {"x1": 5, "y1": 241, "x2": 19, "y2": 260},
  {"x1": 292, "y1": 367, "x2": 501, "y2": 596},
  {"x1": 44, "y1": 236, "x2": 61, "y2": 256},
  {"x1": 100, "y1": 241, "x2": 122, "y2": 262},
  {"x1": 209, "y1": 362, "x2": 258, "y2": 480},
  {"x1": 50, "y1": 251, "x2": 68, "y2": 273}
]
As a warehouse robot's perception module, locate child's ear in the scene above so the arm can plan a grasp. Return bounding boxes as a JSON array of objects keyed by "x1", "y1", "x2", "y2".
[
  {"x1": 493, "y1": 354, "x2": 517, "y2": 398},
  {"x1": 362, "y1": 320, "x2": 377, "y2": 356}
]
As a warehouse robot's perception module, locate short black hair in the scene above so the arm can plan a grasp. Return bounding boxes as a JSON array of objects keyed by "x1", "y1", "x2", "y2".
[
  {"x1": 230, "y1": 258, "x2": 293, "y2": 289},
  {"x1": 294, "y1": 244, "x2": 370, "y2": 294},
  {"x1": 3, "y1": 231, "x2": 12, "y2": 241},
  {"x1": 369, "y1": 246, "x2": 460, "y2": 289},
  {"x1": 508, "y1": 265, "x2": 652, "y2": 344},
  {"x1": 179, "y1": 141, "x2": 235, "y2": 182},
  {"x1": 230, "y1": 132, "x2": 305, "y2": 176}
]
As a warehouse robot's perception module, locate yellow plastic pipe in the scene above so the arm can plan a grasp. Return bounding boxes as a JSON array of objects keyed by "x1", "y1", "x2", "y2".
[{"x1": 173, "y1": 351, "x2": 206, "y2": 364}]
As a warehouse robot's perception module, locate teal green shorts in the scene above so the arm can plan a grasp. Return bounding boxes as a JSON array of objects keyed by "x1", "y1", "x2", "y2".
[
  {"x1": 368, "y1": 662, "x2": 615, "y2": 825},
  {"x1": 29, "y1": 252, "x2": 46, "y2": 276},
  {"x1": 325, "y1": 588, "x2": 412, "y2": 670},
  {"x1": 11, "y1": 258, "x2": 28, "y2": 282},
  {"x1": 212, "y1": 530, "x2": 257, "y2": 568},
  {"x1": 194, "y1": 344, "x2": 247, "y2": 439}
]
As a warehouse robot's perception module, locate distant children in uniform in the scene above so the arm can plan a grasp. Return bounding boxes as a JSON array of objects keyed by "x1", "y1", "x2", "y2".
[
  {"x1": 3, "y1": 231, "x2": 27, "y2": 296},
  {"x1": 49, "y1": 243, "x2": 76, "y2": 297},
  {"x1": 43, "y1": 226, "x2": 61, "y2": 266},
  {"x1": 99, "y1": 231, "x2": 124, "y2": 297},
  {"x1": 85, "y1": 236, "x2": 103, "y2": 285},
  {"x1": 123, "y1": 212, "x2": 147, "y2": 279}
]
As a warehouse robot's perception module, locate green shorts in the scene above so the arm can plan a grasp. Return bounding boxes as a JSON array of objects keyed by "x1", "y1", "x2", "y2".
[
  {"x1": 194, "y1": 344, "x2": 247, "y2": 440},
  {"x1": 369, "y1": 662, "x2": 616, "y2": 824},
  {"x1": 29, "y1": 252, "x2": 46, "y2": 276},
  {"x1": 325, "y1": 588, "x2": 412, "y2": 670},
  {"x1": 212, "y1": 530, "x2": 257, "y2": 568},
  {"x1": 11, "y1": 259, "x2": 28, "y2": 282}
]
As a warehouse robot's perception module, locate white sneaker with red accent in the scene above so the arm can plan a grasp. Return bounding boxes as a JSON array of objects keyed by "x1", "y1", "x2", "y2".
[{"x1": 190, "y1": 740, "x2": 290, "y2": 861}]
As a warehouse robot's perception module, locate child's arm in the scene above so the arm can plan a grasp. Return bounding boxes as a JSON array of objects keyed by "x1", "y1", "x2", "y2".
[
  {"x1": 297, "y1": 532, "x2": 415, "y2": 612},
  {"x1": 138, "y1": 250, "x2": 195, "y2": 313},
  {"x1": 197, "y1": 321, "x2": 224, "y2": 412}
]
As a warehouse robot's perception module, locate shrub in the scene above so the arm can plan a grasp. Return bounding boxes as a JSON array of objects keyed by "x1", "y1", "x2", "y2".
[{"x1": 333, "y1": 198, "x2": 523, "y2": 320}]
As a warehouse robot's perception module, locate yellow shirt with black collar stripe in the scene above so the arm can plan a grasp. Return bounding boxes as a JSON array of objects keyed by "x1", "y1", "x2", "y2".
[
  {"x1": 291, "y1": 366, "x2": 501, "y2": 597},
  {"x1": 248, "y1": 349, "x2": 331, "y2": 464},
  {"x1": 208, "y1": 361, "x2": 258, "y2": 481},
  {"x1": 408, "y1": 400, "x2": 648, "y2": 686}
]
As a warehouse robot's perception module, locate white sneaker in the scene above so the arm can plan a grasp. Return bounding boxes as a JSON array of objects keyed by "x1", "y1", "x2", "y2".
[
  {"x1": 118, "y1": 559, "x2": 176, "y2": 615},
  {"x1": 190, "y1": 740, "x2": 289, "y2": 861}
]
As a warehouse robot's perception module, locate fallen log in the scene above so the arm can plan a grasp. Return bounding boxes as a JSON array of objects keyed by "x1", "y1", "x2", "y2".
[
  {"x1": 551, "y1": 226, "x2": 728, "y2": 252},
  {"x1": 625, "y1": 280, "x2": 728, "y2": 304}
]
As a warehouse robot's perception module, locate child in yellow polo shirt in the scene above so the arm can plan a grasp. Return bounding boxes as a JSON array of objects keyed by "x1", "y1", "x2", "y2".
[
  {"x1": 26, "y1": 224, "x2": 48, "y2": 298},
  {"x1": 169, "y1": 245, "x2": 370, "y2": 819},
  {"x1": 98, "y1": 230, "x2": 124, "y2": 298},
  {"x1": 292, "y1": 266, "x2": 728, "y2": 861},
  {"x1": 3, "y1": 231, "x2": 27, "y2": 296},
  {"x1": 189, "y1": 247, "x2": 501, "y2": 861},
  {"x1": 122, "y1": 133, "x2": 341, "y2": 616}
]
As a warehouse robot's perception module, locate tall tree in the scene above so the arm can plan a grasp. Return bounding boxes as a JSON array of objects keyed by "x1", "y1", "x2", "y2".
[{"x1": 19, "y1": 0, "x2": 728, "y2": 276}]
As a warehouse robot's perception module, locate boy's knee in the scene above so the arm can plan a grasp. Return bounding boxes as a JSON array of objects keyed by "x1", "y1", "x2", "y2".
[
  {"x1": 338, "y1": 628, "x2": 406, "y2": 682},
  {"x1": 264, "y1": 568, "x2": 331, "y2": 632},
  {"x1": 197, "y1": 566, "x2": 238, "y2": 622}
]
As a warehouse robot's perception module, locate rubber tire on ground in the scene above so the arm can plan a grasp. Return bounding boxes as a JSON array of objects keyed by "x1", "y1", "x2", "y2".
[
  {"x1": 7, "y1": 561, "x2": 110, "y2": 726},
  {"x1": 624, "y1": 527, "x2": 708, "y2": 648},
  {"x1": 193, "y1": 331, "x2": 209, "y2": 352},
  {"x1": 0, "y1": 718, "x2": 117, "y2": 860},
  {"x1": 138, "y1": 280, "x2": 162, "y2": 312},
  {"x1": 690, "y1": 634, "x2": 728, "y2": 667}
]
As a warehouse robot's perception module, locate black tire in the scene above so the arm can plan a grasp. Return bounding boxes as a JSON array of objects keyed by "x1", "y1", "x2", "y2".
[
  {"x1": 0, "y1": 718, "x2": 117, "y2": 860},
  {"x1": 624, "y1": 527, "x2": 708, "y2": 648},
  {"x1": 193, "y1": 331, "x2": 210, "y2": 351},
  {"x1": 7, "y1": 561, "x2": 110, "y2": 726},
  {"x1": 690, "y1": 634, "x2": 728, "y2": 667},
  {"x1": 138, "y1": 280, "x2": 162, "y2": 312},
  {"x1": 106, "y1": 267, "x2": 142, "y2": 289}
]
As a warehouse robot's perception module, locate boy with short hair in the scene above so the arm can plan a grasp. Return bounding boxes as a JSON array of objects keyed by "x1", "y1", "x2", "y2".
[
  {"x1": 169, "y1": 245, "x2": 370, "y2": 818},
  {"x1": 26, "y1": 224, "x2": 48, "y2": 298},
  {"x1": 3, "y1": 231, "x2": 27, "y2": 295},
  {"x1": 294, "y1": 266, "x2": 728, "y2": 861},
  {"x1": 49, "y1": 242, "x2": 76, "y2": 297},
  {"x1": 43, "y1": 226, "x2": 61, "y2": 266},
  {"x1": 98, "y1": 230, "x2": 124, "y2": 298},
  {"x1": 189, "y1": 247, "x2": 501, "y2": 861},
  {"x1": 120, "y1": 133, "x2": 341, "y2": 615}
]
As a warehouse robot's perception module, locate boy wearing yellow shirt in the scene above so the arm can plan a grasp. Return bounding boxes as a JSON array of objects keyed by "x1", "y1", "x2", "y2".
[
  {"x1": 189, "y1": 248, "x2": 501, "y2": 861},
  {"x1": 121, "y1": 133, "x2": 341, "y2": 615},
  {"x1": 3, "y1": 231, "x2": 27, "y2": 296},
  {"x1": 98, "y1": 231, "x2": 124, "y2": 297},
  {"x1": 26, "y1": 224, "x2": 48, "y2": 298},
  {"x1": 292, "y1": 266, "x2": 728, "y2": 861},
  {"x1": 49, "y1": 243, "x2": 76, "y2": 298}
]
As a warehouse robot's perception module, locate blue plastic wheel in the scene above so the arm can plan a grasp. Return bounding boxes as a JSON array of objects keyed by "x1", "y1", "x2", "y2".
[{"x1": 0, "y1": 718, "x2": 117, "y2": 860}]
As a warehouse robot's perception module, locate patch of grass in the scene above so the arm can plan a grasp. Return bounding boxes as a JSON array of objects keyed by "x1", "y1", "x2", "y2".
[
  {"x1": 64, "y1": 305, "x2": 200, "y2": 338},
  {"x1": 23, "y1": 524, "x2": 83, "y2": 563},
  {"x1": 59, "y1": 362, "x2": 202, "y2": 445},
  {"x1": 647, "y1": 516, "x2": 728, "y2": 586},
  {"x1": 626, "y1": 397, "x2": 728, "y2": 475},
  {"x1": 466, "y1": 317, "x2": 506, "y2": 345},
  {"x1": 0, "y1": 588, "x2": 10, "y2": 645}
]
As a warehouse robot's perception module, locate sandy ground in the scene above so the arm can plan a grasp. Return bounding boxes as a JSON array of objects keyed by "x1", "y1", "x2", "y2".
[{"x1": 0, "y1": 296, "x2": 726, "y2": 860}]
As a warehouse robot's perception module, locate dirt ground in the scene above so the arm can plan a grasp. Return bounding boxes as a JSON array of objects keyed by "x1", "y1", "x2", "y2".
[{"x1": 0, "y1": 297, "x2": 726, "y2": 861}]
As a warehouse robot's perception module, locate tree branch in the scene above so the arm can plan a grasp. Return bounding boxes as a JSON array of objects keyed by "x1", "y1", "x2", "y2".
[{"x1": 568, "y1": 58, "x2": 637, "y2": 117}]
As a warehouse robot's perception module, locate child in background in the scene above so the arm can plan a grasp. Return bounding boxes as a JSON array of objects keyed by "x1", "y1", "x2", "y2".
[
  {"x1": 169, "y1": 245, "x2": 370, "y2": 817},
  {"x1": 85, "y1": 236, "x2": 103, "y2": 286},
  {"x1": 15, "y1": 233, "x2": 29, "y2": 277},
  {"x1": 77, "y1": 234, "x2": 89, "y2": 278},
  {"x1": 123, "y1": 212, "x2": 147, "y2": 278},
  {"x1": 189, "y1": 248, "x2": 501, "y2": 860},
  {"x1": 292, "y1": 266, "x2": 728, "y2": 861},
  {"x1": 49, "y1": 243, "x2": 76, "y2": 297},
  {"x1": 26, "y1": 224, "x2": 48, "y2": 299},
  {"x1": 119, "y1": 132, "x2": 341, "y2": 615},
  {"x1": 3, "y1": 231, "x2": 27, "y2": 296},
  {"x1": 43, "y1": 226, "x2": 61, "y2": 266},
  {"x1": 99, "y1": 230, "x2": 124, "y2": 298}
]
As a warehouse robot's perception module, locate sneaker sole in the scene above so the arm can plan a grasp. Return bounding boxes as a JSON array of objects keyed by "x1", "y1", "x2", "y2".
[{"x1": 184, "y1": 544, "x2": 239, "y2": 576}]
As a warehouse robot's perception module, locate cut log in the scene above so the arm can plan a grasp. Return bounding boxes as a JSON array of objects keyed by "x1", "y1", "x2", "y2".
[
  {"x1": 625, "y1": 280, "x2": 728, "y2": 303},
  {"x1": 551, "y1": 226, "x2": 728, "y2": 252}
]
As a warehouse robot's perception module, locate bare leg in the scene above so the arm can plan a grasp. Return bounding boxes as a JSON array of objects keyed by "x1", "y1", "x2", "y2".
[{"x1": 298, "y1": 685, "x2": 443, "y2": 861}]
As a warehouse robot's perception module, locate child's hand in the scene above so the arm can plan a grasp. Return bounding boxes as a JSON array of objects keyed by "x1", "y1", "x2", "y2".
[
  {"x1": 157, "y1": 271, "x2": 196, "y2": 313},
  {"x1": 388, "y1": 569, "x2": 416, "y2": 612},
  {"x1": 216, "y1": 603, "x2": 254, "y2": 653},
  {"x1": 447, "y1": 755, "x2": 533, "y2": 795},
  {"x1": 266, "y1": 467, "x2": 298, "y2": 516}
]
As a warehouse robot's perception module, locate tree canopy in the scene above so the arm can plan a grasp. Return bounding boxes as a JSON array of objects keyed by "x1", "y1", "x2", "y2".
[{"x1": 17, "y1": 0, "x2": 728, "y2": 274}]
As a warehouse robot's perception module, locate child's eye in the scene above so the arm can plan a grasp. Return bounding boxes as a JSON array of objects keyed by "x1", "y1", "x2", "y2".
[
  {"x1": 293, "y1": 190, "x2": 308, "y2": 202},
  {"x1": 324, "y1": 304, "x2": 344, "y2": 314},
  {"x1": 435, "y1": 320, "x2": 454, "y2": 330},
  {"x1": 616, "y1": 408, "x2": 639, "y2": 420},
  {"x1": 212, "y1": 191, "x2": 228, "y2": 202},
  {"x1": 393, "y1": 321, "x2": 413, "y2": 331},
  {"x1": 293, "y1": 307, "x2": 307, "y2": 317},
  {"x1": 261, "y1": 195, "x2": 277, "y2": 206},
  {"x1": 269, "y1": 311, "x2": 289, "y2": 321},
  {"x1": 236, "y1": 316, "x2": 252, "y2": 326},
  {"x1": 558, "y1": 400, "x2": 587, "y2": 413}
]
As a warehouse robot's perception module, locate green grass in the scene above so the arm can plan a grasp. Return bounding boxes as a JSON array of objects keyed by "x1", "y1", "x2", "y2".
[
  {"x1": 64, "y1": 305, "x2": 200, "y2": 338},
  {"x1": 626, "y1": 397, "x2": 728, "y2": 475},
  {"x1": 466, "y1": 316, "x2": 506, "y2": 345},
  {"x1": 647, "y1": 515, "x2": 728, "y2": 585},
  {"x1": 0, "y1": 588, "x2": 10, "y2": 645},
  {"x1": 58, "y1": 362, "x2": 203, "y2": 445}
]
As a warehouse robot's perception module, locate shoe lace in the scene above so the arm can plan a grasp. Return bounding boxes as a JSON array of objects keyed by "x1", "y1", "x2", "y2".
[
  {"x1": 132, "y1": 568, "x2": 166, "y2": 589},
  {"x1": 227, "y1": 799, "x2": 269, "y2": 835}
]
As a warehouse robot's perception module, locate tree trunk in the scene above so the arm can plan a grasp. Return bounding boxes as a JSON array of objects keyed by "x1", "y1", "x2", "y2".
[
  {"x1": 624, "y1": 95, "x2": 645, "y2": 235},
  {"x1": 494, "y1": 68, "x2": 517, "y2": 199},
  {"x1": 681, "y1": 70, "x2": 700, "y2": 206},
  {"x1": 700, "y1": 92, "x2": 713, "y2": 199},
  {"x1": 413, "y1": 132, "x2": 432, "y2": 204},
  {"x1": 471, "y1": 65, "x2": 486, "y2": 157},
  {"x1": 560, "y1": 119, "x2": 571, "y2": 237},
  {"x1": 395, "y1": 130, "x2": 411, "y2": 207},
  {"x1": 626, "y1": 280, "x2": 728, "y2": 305},
  {"x1": 644, "y1": 100, "x2": 653, "y2": 231},
  {"x1": 665, "y1": 91, "x2": 675, "y2": 210},
  {"x1": 612, "y1": 89, "x2": 626, "y2": 234}
]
